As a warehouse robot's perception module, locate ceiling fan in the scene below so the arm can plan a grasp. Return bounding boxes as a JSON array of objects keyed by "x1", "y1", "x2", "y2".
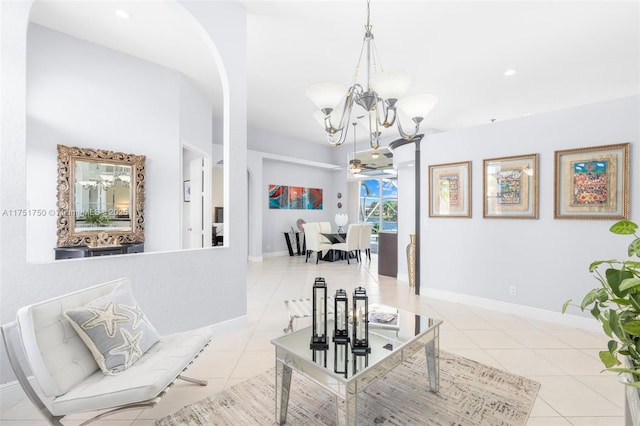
[
  {"x1": 348, "y1": 122, "x2": 375, "y2": 174},
  {"x1": 333, "y1": 120, "x2": 395, "y2": 175}
]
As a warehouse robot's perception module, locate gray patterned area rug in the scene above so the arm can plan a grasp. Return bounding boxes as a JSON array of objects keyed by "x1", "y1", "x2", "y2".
[{"x1": 156, "y1": 351, "x2": 540, "y2": 426}]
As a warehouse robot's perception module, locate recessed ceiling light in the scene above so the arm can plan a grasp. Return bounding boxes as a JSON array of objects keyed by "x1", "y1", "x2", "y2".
[
  {"x1": 503, "y1": 69, "x2": 517, "y2": 77},
  {"x1": 115, "y1": 9, "x2": 131, "y2": 19}
]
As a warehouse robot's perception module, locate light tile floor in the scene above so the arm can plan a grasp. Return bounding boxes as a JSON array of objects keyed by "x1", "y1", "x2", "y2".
[{"x1": 0, "y1": 254, "x2": 625, "y2": 425}]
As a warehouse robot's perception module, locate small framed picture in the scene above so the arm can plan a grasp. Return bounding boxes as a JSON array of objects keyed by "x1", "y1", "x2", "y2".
[
  {"x1": 483, "y1": 154, "x2": 538, "y2": 219},
  {"x1": 428, "y1": 161, "x2": 471, "y2": 218},
  {"x1": 554, "y1": 143, "x2": 629, "y2": 220},
  {"x1": 183, "y1": 180, "x2": 191, "y2": 202}
]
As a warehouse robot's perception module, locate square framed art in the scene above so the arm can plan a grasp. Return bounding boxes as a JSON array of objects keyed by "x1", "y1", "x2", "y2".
[
  {"x1": 554, "y1": 142, "x2": 629, "y2": 220},
  {"x1": 428, "y1": 161, "x2": 471, "y2": 217},
  {"x1": 483, "y1": 153, "x2": 538, "y2": 219}
]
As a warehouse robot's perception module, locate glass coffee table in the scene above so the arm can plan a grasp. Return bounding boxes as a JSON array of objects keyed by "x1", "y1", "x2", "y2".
[{"x1": 271, "y1": 305, "x2": 442, "y2": 425}]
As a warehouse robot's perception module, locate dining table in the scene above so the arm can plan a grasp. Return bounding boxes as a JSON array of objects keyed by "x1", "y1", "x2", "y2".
[
  {"x1": 319, "y1": 232, "x2": 348, "y2": 261},
  {"x1": 319, "y1": 232, "x2": 346, "y2": 244}
]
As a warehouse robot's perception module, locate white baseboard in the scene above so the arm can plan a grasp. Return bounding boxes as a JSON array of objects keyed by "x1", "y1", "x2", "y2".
[
  {"x1": 262, "y1": 251, "x2": 289, "y2": 258},
  {"x1": 205, "y1": 315, "x2": 248, "y2": 337},
  {"x1": 422, "y1": 287, "x2": 602, "y2": 333},
  {"x1": 396, "y1": 272, "x2": 409, "y2": 282}
]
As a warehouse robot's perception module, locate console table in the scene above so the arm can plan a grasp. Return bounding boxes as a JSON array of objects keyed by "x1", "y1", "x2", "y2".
[
  {"x1": 54, "y1": 243, "x2": 144, "y2": 260},
  {"x1": 283, "y1": 231, "x2": 304, "y2": 256}
]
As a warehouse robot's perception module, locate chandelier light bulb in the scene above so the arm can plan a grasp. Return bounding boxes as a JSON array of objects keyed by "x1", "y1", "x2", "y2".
[
  {"x1": 397, "y1": 94, "x2": 439, "y2": 121},
  {"x1": 369, "y1": 69, "x2": 413, "y2": 103},
  {"x1": 305, "y1": 82, "x2": 345, "y2": 110}
]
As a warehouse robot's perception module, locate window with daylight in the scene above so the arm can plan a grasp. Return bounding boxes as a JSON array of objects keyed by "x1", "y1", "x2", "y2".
[{"x1": 359, "y1": 178, "x2": 398, "y2": 253}]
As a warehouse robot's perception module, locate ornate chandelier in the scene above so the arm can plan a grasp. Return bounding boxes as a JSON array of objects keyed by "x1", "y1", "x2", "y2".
[{"x1": 306, "y1": 0, "x2": 438, "y2": 149}]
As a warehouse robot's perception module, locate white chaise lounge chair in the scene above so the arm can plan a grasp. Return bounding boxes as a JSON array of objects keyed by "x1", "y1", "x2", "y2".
[{"x1": 1, "y1": 277, "x2": 212, "y2": 425}]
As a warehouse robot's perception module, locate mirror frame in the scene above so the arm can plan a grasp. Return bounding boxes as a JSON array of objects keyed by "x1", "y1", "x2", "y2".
[{"x1": 56, "y1": 144, "x2": 146, "y2": 247}]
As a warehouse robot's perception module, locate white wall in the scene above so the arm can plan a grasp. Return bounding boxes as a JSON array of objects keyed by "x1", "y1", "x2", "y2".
[
  {"x1": 246, "y1": 126, "x2": 348, "y2": 260},
  {"x1": 419, "y1": 96, "x2": 639, "y2": 315},
  {"x1": 395, "y1": 155, "x2": 416, "y2": 282},
  {"x1": 0, "y1": 0, "x2": 248, "y2": 385},
  {"x1": 25, "y1": 24, "x2": 214, "y2": 261},
  {"x1": 261, "y1": 159, "x2": 339, "y2": 255}
]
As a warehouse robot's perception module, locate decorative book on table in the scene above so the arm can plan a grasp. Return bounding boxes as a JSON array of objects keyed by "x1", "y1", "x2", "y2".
[{"x1": 368, "y1": 305, "x2": 399, "y2": 330}]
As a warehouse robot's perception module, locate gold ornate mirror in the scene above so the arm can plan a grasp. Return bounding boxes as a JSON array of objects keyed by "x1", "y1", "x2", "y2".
[{"x1": 56, "y1": 144, "x2": 145, "y2": 247}]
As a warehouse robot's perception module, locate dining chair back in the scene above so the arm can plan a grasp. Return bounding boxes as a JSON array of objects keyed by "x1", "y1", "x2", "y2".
[
  {"x1": 317, "y1": 222, "x2": 334, "y2": 245},
  {"x1": 358, "y1": 223, "x2": 373, "y2": 261},
  {"x1": 332, "y1": 223, "x2": 360, "y2": 264},
  {"x1": 302, "y1": 222, "x2": 332, "y2": 263}
]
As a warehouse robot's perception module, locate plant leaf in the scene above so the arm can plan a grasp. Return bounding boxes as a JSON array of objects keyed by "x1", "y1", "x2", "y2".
[
  {"x1": 623, "y1": 321, "x2": 640, "y2": 336},
  {"x1": 608, "y1": 340, "x2": 618, "y2": 352},
  {"x1": 611, "y1": 298, "x2": 632, "y2": 306},
  {"x1": 561, "y1": 299, "x2": 572, "y2": 314},
  {"x1": 610, "y1": 220, "x2": 638, "y2": 235},
  {"x1": 589, "y1": 260, "x2": 612, "y2": 272},
  {"x1": 596, "y1": 289, "x2": 609, "y2": 302},
  {"x1": 623, "y1": 260, "x2": 640, "y2": 271},
  {"x1": 580, "y1": 289, "x2": 601, "y2": 309},
  {"x1": 629, "y1": 293, "x2": 640, "y2": 313},
  {"x1": 606, "y1": 367, "x2": 636, "y2": 374},
  {"x1": 606, "y1": 268, "x2": 634, "y2": 297},
  {"x1": 629, "y1": 239, "x2": 640, "y2": 257},
  {"x1": 599, "y1": 350, "x2": 619, "y2": 368},
  {"x1": 620, "y1": 277, "x2": 640, "y2": 292},
  {"x1": 609, "y1": 309, "x2": 624, "y2": 340}
]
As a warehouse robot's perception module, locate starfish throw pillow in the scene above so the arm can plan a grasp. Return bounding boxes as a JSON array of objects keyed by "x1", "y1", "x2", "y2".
[{"x1": 64, "y1": 283, "x2": 160, "y2": 375}]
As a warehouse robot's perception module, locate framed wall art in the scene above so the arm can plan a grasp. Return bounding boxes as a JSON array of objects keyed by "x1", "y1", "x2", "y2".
[
  {"x1": 554, "y1": 142, "x2": 629, "y2": 220},
  {"x1": 428, "y1": 161, "x2": 471, "y2": 217},
  {"x1": 483, "y1": 153, "x2": 538, "y2": 219}
]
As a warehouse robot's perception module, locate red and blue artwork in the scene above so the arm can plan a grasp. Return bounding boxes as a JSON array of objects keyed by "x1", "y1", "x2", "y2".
[
  {"x1": 269, "y1": 184, "x2": 289, "y2": 209},
  {"x1": 572, "y1": 161, "x2": 608, "y2": 205},
  {"x1": 288, "y1": 186, "x2": 305, "y2": 209},
  {"x1": 269, "y1": 184, "x2": 323, "y2": 210},
  {"x1": 306, "y1": 188, "x2": 323, "y2": 210}
]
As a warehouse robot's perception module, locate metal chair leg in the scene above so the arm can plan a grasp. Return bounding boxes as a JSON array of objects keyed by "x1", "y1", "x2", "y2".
[{"x1": 178, "y1": 375, "x2": 208, "y2": 386}]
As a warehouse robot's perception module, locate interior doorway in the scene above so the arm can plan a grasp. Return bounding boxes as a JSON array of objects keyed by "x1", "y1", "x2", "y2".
[{"x1": 182, "y1": 144, "x2": 212, "y2": 249}]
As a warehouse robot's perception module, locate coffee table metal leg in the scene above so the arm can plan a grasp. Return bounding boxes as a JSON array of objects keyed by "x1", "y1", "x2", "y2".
[
  {"x1": 275, "y1": 360, "x2": 292, "y2": 424},
  {"x1": 335, "y1": 383, "x2": 357, "y2": 425},
  {"x1": 425, "y1": 339, "x2": 439, "y2": 392}
]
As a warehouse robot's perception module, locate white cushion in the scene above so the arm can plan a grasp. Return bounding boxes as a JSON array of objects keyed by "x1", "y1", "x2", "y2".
[
  {"x1": 17, "y1": 279, "x2": 126, "y2": 397},
  {"x1": 64, "y1": 283, "x2": 160, "y2": 375},
  {"x1": 50, "y1": 327, "x2": 212, "y2": 415}
]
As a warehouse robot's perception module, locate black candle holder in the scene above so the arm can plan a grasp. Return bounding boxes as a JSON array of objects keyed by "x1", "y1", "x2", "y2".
[
  {"x1": 351, "y1": 287, "x2": 370, "y2": 355},
  {"x1": 310, "y1": 277, "x2": 329, "y2": 350},
  {"x1": 333, "y1": 288, "x2": 350, "y2": 376},
  {"x1": 333, "y1": 289, "x2": 349, "y2": 344}
]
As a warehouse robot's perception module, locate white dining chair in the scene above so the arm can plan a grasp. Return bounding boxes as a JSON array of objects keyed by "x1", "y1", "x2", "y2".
[
  {"x1": 358, "y1": 223, "x2": 373, "y2": 261},
  {"x1": 332, "y1": 223, "x2": 360, "y2": 264},
  {"x1": 302, "y1": 222, "x2": 333, "y2": 263}
]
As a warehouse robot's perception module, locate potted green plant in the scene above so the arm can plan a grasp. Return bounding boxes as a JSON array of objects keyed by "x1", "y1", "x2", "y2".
[
  {"x1": 79, "y1": 210, "x2": 111, "y2": 226},
  {"x1": 562, "y1": 220, "x2": 640, "y2": 425}
]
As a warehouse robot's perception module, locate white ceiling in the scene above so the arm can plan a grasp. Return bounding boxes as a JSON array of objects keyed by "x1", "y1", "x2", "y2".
[{"x1": 29, "y1": 0, "x2": 640, "y2": 146}]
